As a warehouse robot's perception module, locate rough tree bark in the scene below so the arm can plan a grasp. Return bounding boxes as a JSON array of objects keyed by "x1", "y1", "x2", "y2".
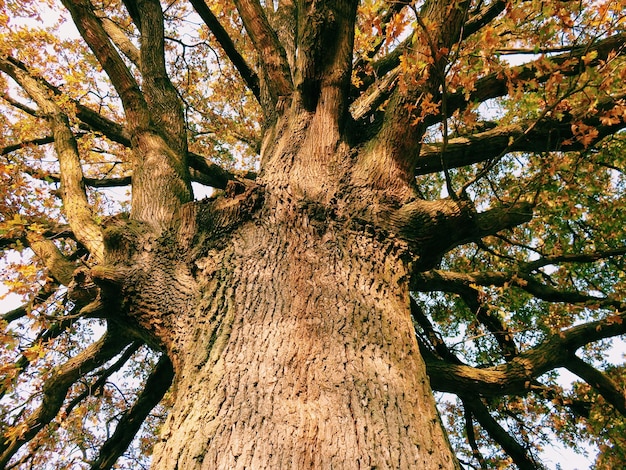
[
  {"x1": 94, "y1": 80, "x2": 475, "y2": 468},
  {"x1": 10, "y1": 0, "x2": 624, "y2": 468},
  {"x1": 148, "y1": 198, "x2": 457, "y2": 468},
  {"x1": 55, "y1": 1, "x2": 532, "y2": 468}
]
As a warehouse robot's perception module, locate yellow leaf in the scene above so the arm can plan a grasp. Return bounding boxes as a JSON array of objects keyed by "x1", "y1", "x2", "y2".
[{"x1": 581, "y1": 50, "x2": 598, "y2": 65}]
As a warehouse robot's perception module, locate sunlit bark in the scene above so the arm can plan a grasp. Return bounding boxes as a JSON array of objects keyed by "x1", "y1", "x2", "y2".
[{"x1": 1, "y1": 0, "x2": 625, "y2": 468}]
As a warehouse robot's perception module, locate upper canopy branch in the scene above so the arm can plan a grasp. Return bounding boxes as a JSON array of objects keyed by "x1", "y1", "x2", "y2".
[
  {"x1": 188, "y1": 0, "x2": 260, "y2": 101},
  {"x1": 234, "y1": 0, "x2": 292, "y2": 110},
  {"x1": 415, "y1": 268, "x2": 623, "y2": 309},
  {"x1": 123, "y1": 0, "x2": 188, "y2": 156},
  {"x1": 447, "y1": 32, "x2": 626, "y2": 119},
  {"x1": 96, "y1": 13, "x2": 141, "y2": 67},
  {"x1": 461, "y1": 0, "x2": 506, "y2": 39},
  {"x1": 0, "y1": 56, "x2": 105, "y2": 262},
  {"x1": 355, "y1": 31, "x2": 626, "y2": 129},
  {"x1": 417, "y1": 91, "x2": 626, "y2": 175},
  {"x1": 425, "y1": 306, "x2": 626, "y2": 397},
  {"x1": 564, "y1": 355, "x2": 626, "y2": 416},
  {"x1": 351, "y1": 1, "x2": 411, "y2": 73},
  {"x1": 358, "y1": 0, "x2": 471, "y2": 186},
  {"x1": 523, "y1": 247, "x2": 626, "y2": 272},
  {"x1": 0, "y1": 315, "x2": 84, "y2": 406},
  {"x1": 0, "y1": 281, "x2": 62, "y2": 328},
  {"x1": 1, "y1": 135, "x2": 55, "y2": 155},
  {"x1": 0, "y1": 93, "x2": 240, "y2": 192},
  {"x1": 353, "y1": 29, "x2": 625, "y2": 184},
  {"x1": 351, "y1": 0, "x2": 507, "y2": 103},
  {"x1": 60, "y1": 0, "x2": 149, "y2": 131}
]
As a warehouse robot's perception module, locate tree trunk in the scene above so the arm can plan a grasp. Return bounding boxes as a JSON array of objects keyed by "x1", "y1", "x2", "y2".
[{"x1": 149, "y1": 201, "x2": 458, "y2": 468}]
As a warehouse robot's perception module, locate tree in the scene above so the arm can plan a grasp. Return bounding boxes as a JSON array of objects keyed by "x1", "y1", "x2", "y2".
[{"x1": 1, "y1": 0, "x2": 625, "y2": 468}]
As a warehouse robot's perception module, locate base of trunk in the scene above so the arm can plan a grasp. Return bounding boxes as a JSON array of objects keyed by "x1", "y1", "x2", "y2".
[{"x1": 150, "y1": 214, "x2": 458, "y2": 469}]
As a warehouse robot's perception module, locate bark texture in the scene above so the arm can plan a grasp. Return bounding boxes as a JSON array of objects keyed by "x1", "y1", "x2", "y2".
[
  {"x1": 8, "y1": 0, "x2": 625, "y2": 468},
  {"x1": 149, "y1": 202, "x2": 457, "y2": 469},
  {"x1": 130, "y1": 82, "x2": 462, "y2": 465}
]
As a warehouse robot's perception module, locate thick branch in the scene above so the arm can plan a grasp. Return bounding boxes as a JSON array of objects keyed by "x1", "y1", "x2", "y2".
[
  {"x1": 27, "y1": 237, "x2": 76, "y2": 286},
  {"x1": 413, "y1": 297, "x2": 539, "y2": 467},
  {"x1": 524, "y1": 248, "x2": 626, "y2": 272},
  {"x1": 463, "y1": 406, "x2": 486, "y2": 467},
  {"x1": 234, "y1": 0, "x2": 292, "y2": 108},
  {"x1": 0, "y1": 282, "x2": 59, "y2": 324},
  {"x1": 415, "y1": 269, "x2": 622, "y2": 308},
  {"x1": 413, "y1": 286, "x2": 517, "y2": 366},
  {"x1": 448, "y1": 32, "x2": 626, "y2": 118},
  {"x1": 127, "y1": 0, "x2": 188, "y2": 156},
  {"x1": 351, "y1": 0, "x2": 507, "y2": 104},
  {"x1": 359, "y1": 0, "x2": 471, "y2": 186},
  {"x1": 60, "y1": 0, "x2": 149, "y2": 129},
  {"x1": 188, "y1": 0, "x2": 260, "y2": 101},
  {"x1": 63, "y1": 1, "x2": 194, "y2": 227},
  {"x1": 2, "y1": 62, "x2": 239, "y2": 190},
  {"x1": 350, "y1": 35, "x2": 410, "y2": 110},
  {"x1": 392, "y1": 199, "x2": 533, "y2": 269},
  {"x1": 350, "y1": 67, "x2": 399, "y2": 122},
  {"x1": 426, "y1": 309, "x2": 626, "y2": 397},
  {"x1": 0, "y1": 91, "x2": 40, "y2": 117},
  {"x1": 462, "y1": 289, "x2": 519, "y2": 361},
  {"x1": 267, "y1": 0, "x2": 297, "y2": 71},
  {"x1": 90, "y1": 355, "x2": 174, "y2": 470},
  {"x1": 188, "y1": 153, "x2": 240, "y2": 190},
  {"x1": 0, "y1": 56, "x2": 105, "y2": 262},
  {"x1": 417, "y1": 93, "x2": 626, "y2": 175},
  {"x1": 98, "y1": 15, "x2": 140, "y2": 66},
  {"x1": 1, "y1": 130, "x2": 234, "y2": 190},
  {"x1": 0, "y1": 327, "x2": 131, "y2": 468},
  {"x1": 354, "y1": 21, "x2": 625, "y2": 131},
  {"x1": 79, "y1": 101, "x2": 234, "y2": 188},
  {"x1": 2, "y1": 58, "x2": 130, "y2": 149},
  {"x1": 1, "y1": 136, "x2": 54, "y2": 155},
  {"x1": 414, "y1": 295, "x2": 620, "y2": 404},
  {"x1": 75, "y1": 107, "x2": 240, "y2": 189},
  {"x1": 180, "y1": 182, "x2": 264, "y2": 250},
  {"x1": 63, "y1": 342, "x2": 143, "y2": 421},
  {"x1": 75, "y1": 105, "x2": 241, "y2": 188},
  {"x1": 462, "y1": 0, "x2": 506, "y2": 38},
  {"x1": 0, "y1": 221, "x2": 73, "y2": 250},
  {"x1": 3, "y1": 154, "x2": 131, "y2": 188},
  {"x1": 411, "y1": 297, "x2": 463, "y2": 364},
  {"x1": 565, "y1": 355, "x2": 626, "y2": 416},
  {"x1": 0, "y1": 313, "x2": 82, "y2": 401},
  {"x1": 461, "y1": 395, "x2": 541, "y2": 470}
]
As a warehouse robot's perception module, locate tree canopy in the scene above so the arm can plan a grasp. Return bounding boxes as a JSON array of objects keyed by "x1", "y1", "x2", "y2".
[{"x1": 1, "y1": 0, "x2": 626, "y2": 468}]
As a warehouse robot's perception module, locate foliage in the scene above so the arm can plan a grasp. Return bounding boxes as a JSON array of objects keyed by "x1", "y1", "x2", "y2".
[{"x1": 1, "y1": 0, "x2": 625, "y2": 468}]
